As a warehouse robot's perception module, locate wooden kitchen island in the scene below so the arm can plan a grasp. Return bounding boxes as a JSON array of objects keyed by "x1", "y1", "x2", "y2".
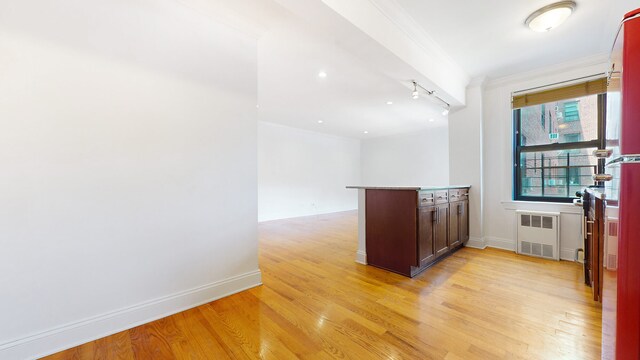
[{"x1": 347, "y1": 186, "x2": 470, "y2": 277}]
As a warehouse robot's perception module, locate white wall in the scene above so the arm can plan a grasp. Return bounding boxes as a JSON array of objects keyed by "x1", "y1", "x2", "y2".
[
  {"x1": 361, "y1": 126, "x2": 450, "y2": 186},
  {"x1": 258, "y1": 122, "x2": 360, "y2": 221},
  {"x1": 449, "y1": 84, "x2": 484, "y2": 244},
  {"x1": 0, "y1": 1, "x2": 261, "y2": 358},
  {"x1": 481, "y1": 55, "x2": 609, "y2": 259}
]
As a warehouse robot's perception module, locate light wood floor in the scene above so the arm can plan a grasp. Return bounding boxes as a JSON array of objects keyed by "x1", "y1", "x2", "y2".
[{"x1": 44, "y1": 211, "x2": 602, "y2": 359}]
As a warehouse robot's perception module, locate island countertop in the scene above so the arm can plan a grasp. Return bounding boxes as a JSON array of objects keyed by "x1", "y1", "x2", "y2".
[{"x1": 346, "y1": 185, "x2": 471, "y2": 191}]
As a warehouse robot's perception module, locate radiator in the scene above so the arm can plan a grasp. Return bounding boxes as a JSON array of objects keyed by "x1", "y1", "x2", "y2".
[
  {"x1": 516, "y1": 210, "x2": 560, "y2": 260},
  {"x1": 604, "y1": 217, "x2": 619, "y2": 270}
]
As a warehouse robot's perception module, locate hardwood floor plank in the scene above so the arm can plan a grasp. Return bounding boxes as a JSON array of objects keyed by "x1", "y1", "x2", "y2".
[{"x1": 42, "y1": 211, "x2": 601, "y2": 360}]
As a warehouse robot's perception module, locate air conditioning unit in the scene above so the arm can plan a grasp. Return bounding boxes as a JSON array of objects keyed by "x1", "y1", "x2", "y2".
[
  {"x1": 604, "y1": 217, "x2": 619, "y2": 270},
  {"x1": 516, "y1": 210, "x2": 560, "y2": 260}
]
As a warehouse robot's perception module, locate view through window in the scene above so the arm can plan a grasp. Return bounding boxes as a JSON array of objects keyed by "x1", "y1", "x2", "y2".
[{"x1": 514, "y1": 94, "x2": 604, "y2": 201}]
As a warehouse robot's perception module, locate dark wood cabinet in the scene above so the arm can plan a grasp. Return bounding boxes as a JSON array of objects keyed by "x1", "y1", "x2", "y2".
[
  {"x1": 449, "y1": 202, "x2": 460, "y2": 249},
  {"x1": 417, "y1": 207, "x2": 435, "y2": 267},
  {"x1": 584, "y1": 190, "x2": 605, "y2": 302},
  {"x1": 434, "y1": 204, "x2": 449, "y2": 258},
  {"x1": 364, "y1": 186, "x2": 470, "y2": 277},
  {"x1": 460, "y1": 200, "x2": 469, "y2": 243},
  {"x1": 449, "y1": 199, "x2": 469, "y2": 249}
]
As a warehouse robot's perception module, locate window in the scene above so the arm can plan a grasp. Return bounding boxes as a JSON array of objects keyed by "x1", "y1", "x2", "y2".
[
  {"x1": 563, "y1": 101, "x2": 580, "y2": 121},
  {"x1": 514, "y1": 93, "x2": 605, "y2": 202}
]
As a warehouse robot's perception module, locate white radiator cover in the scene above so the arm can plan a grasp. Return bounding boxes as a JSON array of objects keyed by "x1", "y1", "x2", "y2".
[
  {"x1": 516, "y1": 210, "x2": 560, "y2": 260},
  {"x1": 605, "y1": 217, "x2": 619, "y2": 270}
]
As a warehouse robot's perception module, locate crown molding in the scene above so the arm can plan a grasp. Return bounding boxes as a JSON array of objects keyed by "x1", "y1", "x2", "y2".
[{"x1": 484, "y1": 53, "x2": 609, "y2": 90}]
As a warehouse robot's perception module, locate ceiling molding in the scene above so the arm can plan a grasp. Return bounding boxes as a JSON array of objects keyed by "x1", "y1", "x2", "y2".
[
  {"x1": 320, "y1": 0, "x2": 470, "y2": 106},
  {"x1": 366, "y1": 0, "x2": 467, "y2": 76},
  {"x1": 484, "y1": 53, "x2": 609, "y2": 90}
]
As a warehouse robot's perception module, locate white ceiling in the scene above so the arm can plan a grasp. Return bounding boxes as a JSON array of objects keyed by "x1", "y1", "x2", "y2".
[
  {"x1": 393, "y1": 0, "x2": 639, "y2": 78},
  {"x1": 257, "y1": 2, "x2": 450, "y2": 139},
  {"x1": 2, "y1": 0, "x2": 634, "y2": 140},
  {"x1": 254, "y1": 0, "x2": 639, "y2": 139}
]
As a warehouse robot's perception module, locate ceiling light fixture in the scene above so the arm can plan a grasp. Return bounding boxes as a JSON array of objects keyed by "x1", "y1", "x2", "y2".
[
  {"x1": 318, "y1": 71, "x2": 327, "y2": 78},
  {"x1": 442, "y1": 109, "x2": 449, "y2": 116},
  {"x1": 317, "y1": 120, "x2": 324, "y2": 124},
  {"x1": 411, "y1": 80, "x2": 450, "y2": 115},
  {"x1": 429, "y1": 118, "x2": 435, "y2": 122},
  {"x1": 525, "y1": 1, "x2": 576, "y2": 32},
  {"x1": 364, "y1": 130, "x2": 369, "y2": 134},
  {"x1": 387, "y1": 101, "x2": 393, "y2": 105}
]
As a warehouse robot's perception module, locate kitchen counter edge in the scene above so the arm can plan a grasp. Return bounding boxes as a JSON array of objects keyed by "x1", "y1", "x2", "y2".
[{"x1": 346, "y1": 185, "x2": 471, "y2": 191}]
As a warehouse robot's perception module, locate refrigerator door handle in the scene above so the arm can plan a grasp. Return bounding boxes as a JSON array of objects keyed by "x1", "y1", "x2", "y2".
[{"x1": 606, "y1": 154, "x2": 640, "y2": 166}]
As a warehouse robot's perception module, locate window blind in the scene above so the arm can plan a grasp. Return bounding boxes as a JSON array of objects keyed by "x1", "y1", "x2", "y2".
[{"x1": 512, "y1": 78, "x2": 607, "y2": 109}]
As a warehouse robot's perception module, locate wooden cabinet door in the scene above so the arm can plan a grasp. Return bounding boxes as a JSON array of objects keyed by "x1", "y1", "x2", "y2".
[
  {"x1": 449, "y1": 202, "x2": 460, "y2": 248},
  {"x1": 460, "y1": 200, "x2": 469, "y2": 243},
  {"x1": 418, "y1": 207, "x2": 435, "y2": 266},
  {"x1": 434, "y1": 204, "x2": 449, "y2": 258}
]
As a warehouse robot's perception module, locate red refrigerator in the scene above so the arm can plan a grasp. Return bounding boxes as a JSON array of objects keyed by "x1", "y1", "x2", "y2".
[{"x1": 606, "y1": 8, "x2": 640, "y2": 360}]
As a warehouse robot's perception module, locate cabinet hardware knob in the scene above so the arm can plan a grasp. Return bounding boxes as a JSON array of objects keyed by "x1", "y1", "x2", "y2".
[
  {"x1": 592, "y1": 149, "x2": 613, "y2": 158},
  {"x1": 592, "y1": 174, "x2": 613, "y2": 181}
]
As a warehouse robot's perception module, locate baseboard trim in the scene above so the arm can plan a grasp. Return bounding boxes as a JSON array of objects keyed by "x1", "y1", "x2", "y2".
[
  {"x1": 1, "y1": 270, "x2": 262, "y2": 360},
  {"x1": 485, "y1": 236, "x2": 516, "y2": 251},
  {"x1": 355, "y1": 250, "x2": 367, "y2": 265},
  {"x1": 465, "y1": 236, "x2": 487, "y2": 249}
]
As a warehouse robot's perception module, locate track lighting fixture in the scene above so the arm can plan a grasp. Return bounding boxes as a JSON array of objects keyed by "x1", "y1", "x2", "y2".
[{"x1": 410, "y1": 80, "x2": 451, "y2": 115}]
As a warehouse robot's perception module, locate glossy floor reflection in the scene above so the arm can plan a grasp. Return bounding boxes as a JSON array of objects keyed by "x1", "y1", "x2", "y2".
[{"x1": 45, "y1": 210, "x2": 602, "y2": 359}]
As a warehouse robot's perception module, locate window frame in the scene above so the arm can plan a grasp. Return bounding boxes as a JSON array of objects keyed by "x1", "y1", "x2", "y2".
[{"x1": 513, "y1": 94, "x2": 607, "y2": 203}]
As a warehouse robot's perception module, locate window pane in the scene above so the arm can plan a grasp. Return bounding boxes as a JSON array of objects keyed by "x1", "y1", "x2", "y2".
[
  {"x1": 519, "y1": 95, "x2": 598, "y2": 147},
  {"x1": 520, "y1": 148, "x2": 598, "y2": 198}
]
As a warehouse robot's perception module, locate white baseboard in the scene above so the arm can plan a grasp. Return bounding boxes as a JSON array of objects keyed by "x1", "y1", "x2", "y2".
[
  {"x1": 465, "y1": 236, "x2": 487, "y2": 249},
  {"x1": 355, "y1": 250, "x2": 367, "y2": 265},
  {"x1": 485, "y1": 236, "x2": 516, "y2": 251},
  {"x1": 1, "y1": 270, "x2": 262, "y2": 360}
]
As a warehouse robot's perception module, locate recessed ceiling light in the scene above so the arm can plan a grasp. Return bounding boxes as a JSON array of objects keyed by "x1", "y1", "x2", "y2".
[
  {"x1": 442, "y1": 109, "x2": 449, "y2": 116},
  {"x1": 429, "y1": 118, "x2": 435, "y2": 122},
  {"x1": 318, "y1": 71, "x2": 327, "y2": 78},
  {"x1": 525, "y1": 1, "x2": 576, "y2": 32},
  {"x1": 363, "y1": 130, "x2": 369, "y2": 134},
  {"x1": 317, "y1": 120, "x2": 324, "y2": 124},
  {"x1": 387, "y1": 101, "x2": 393, "y2": 105}
]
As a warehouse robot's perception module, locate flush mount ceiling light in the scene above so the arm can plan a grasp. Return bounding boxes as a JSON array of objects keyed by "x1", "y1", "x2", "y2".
[
  {"x1": 411, "y1": 80, "x2": 450, "y2": 115},
  {"x1": 318, "y1": 71, "x2": 327, "y2": 78},
  {"x1": 525, "y1": 1, "x2": 576, "y2": 32}
]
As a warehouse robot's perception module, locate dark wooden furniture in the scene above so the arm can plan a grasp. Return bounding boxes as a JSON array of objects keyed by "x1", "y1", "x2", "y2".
[
  {"x1": 584, "y1": 188, "x2": 605, "y2": 302},
  {"x1": 365, "y1": 187, "x2": 470, "y2": 277}
]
